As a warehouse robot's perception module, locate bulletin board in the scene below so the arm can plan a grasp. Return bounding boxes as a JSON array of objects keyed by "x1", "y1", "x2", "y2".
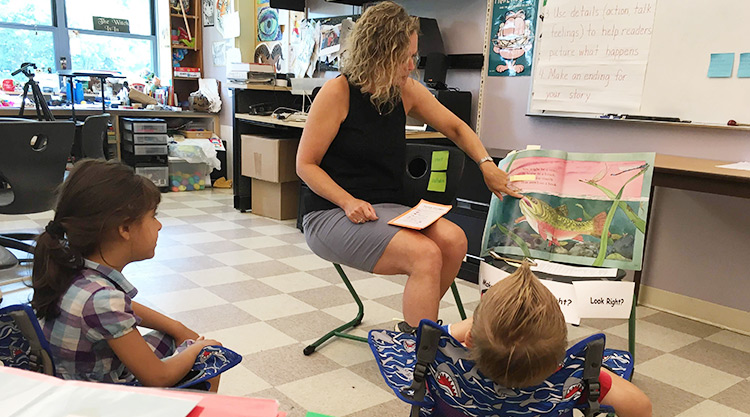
[{"x1": 478, "y1": 0, "x2": 750, "y2": 130}]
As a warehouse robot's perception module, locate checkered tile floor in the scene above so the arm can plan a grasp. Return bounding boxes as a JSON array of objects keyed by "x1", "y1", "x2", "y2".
[{"x1": 2, "y1": 189, "x2": 749, "y2": 416}]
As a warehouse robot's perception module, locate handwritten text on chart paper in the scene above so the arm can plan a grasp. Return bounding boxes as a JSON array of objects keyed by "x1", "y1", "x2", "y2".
[{"x1": 531, "y1": 0, "x2": 657, "y2": 113}]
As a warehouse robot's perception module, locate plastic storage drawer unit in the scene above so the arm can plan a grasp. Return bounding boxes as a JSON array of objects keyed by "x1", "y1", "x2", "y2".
[
  {"x1": 122, "y1": 142, "x2": 168, "y2": 156},
  {"x1": 122, "y1": 130, "x2": 169, "y2": 145},
  {"x1": 121, "y1": 117, "x2": 167, "y2": 133}
]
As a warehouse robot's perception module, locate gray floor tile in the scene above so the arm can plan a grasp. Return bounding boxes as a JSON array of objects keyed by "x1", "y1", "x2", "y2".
[
  {"x1": 642, "y1": 312, "x2": 723, "y2": 338},
  {"x1": 254, "y1": 244, "x2": 312, "y2": 259},
  {"x1": 188, "y1": 240, "x2": 248, "y2": 255},
  {"x1": 170, "y1": 303, "x2": 259, "y2": 334},
  {"x1": 267, "y1": 310, "x2": 347, "y2": 341},
  {"x1": 242, "y1": 343, "x2": 343, "y2": 386},
  {"x1": 631, "y1": 374, "x2": 704, "y2": 417},
  {"x1": 233, "y1": 260, "x2": 300, "y2": 278},
  {"x1": 672, "y1": 340, "x2": 750, "y2": 379},
  {"x1": 288, "y1": 285, "x2": 361, "y2": 309},
  {"x1": 206, "y1": 279, "x2": 282, "y2": 303},
  {"x1": 710, "y1": 380, "x2": 750, "y2": 414}
]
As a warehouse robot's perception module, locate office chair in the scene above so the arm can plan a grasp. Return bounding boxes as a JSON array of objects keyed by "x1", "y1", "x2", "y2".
[
  {"x1": 0, "y1": 121, "x2": 75, "y2": 269},
  {"x1": 369, "y1": 319, "x2": 634, "y2": 417},
  {"x1": 303, "y1": 143, "x2": 468, "y2": 355},
  {"x1": 72, "y1": 113, "x2": 110, "y2": 160}
]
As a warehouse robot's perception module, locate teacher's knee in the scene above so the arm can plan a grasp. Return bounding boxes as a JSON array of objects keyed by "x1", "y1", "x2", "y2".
[{"x1": 408, "y1": 239, "x2": 443, "y2": 275}]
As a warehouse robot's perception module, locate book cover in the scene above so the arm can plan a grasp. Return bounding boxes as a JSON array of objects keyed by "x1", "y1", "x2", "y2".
[{"x1": 481, "y1": 149, "x2": 655, "y2": 270}]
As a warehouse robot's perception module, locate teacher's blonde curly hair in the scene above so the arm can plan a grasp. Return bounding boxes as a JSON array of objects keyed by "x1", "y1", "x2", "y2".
[{"x1": 341, "y1": 1, "x2": 419, "y2": 115}]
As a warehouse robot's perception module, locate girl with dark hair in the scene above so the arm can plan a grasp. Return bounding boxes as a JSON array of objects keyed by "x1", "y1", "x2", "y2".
[{"x1": 32, "y1": 159, "x2": 222, "y2": 390}]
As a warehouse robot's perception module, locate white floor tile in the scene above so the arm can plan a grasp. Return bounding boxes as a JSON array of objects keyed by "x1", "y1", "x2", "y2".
[
  {"x1": 234, "y1": 236, "x2": 288, "y2": 250},
  {"x1": 203, "y1": 322, "x2": 297, "y2": 355},
  {"x1": 706, "y1": 330, "x2": 750, "y2": 354},
  {"x1": 208, "y1": 249, "x2": 272, "y2": 266},
  {"x1": 183, "y1": 200, "x2": 225, "y2": 208},
  {"x1": 142, "y1": 287, "x2": 227, "y2": 314},
  {"x1": 606, "y1": 320, "x2": 699, "y2": 352},
  {"x1": 637, "y1": 354, "x2": 743, "y2": 398},
  {"x1": 182, "y1": 266, "x2": 254, "y2": 287},
  {"x1": 170, "y1": 232, "x2": 225, "y2": 245},
  {"x1": 676, "y1": 400, "x2": 750, "y2": 417},
  {"x1": 336, "y1": 277, "x2": 405, "y2": 300},
  {"x1": 235, "y1": 294, "x2": 316, "y2": 321},
  {"x1": 153, "y1": 245, "x2": 204, "y2": 261},
  {"x1": 258, "y1": 272, "x2": 331, "y2": 293},
  {"x1": 216, "y1": 365, "x2": 272, "y2": 396},
  {"x1": 194, "y1": 221, "x2": 244, "y2": 232},
  {"x1": 159, "y1": 208, "x2": 209, "y2": 217},
  {"x1": 315, "y1": 337, "x2": 375, "y2": 367},
  {"x1": 156, "y1": 217, "x2": 188, "y2": 227},
  {"x1": 252, "y1": 224, "x2": 301, "y2": 236},
  {"x1": 277, "y1": 369, "x2": 393, "y2": 417},
  {"x1": 279, "y1": 254, "x2": 333, "y2": 271},
  {"x1": 323, "y1": 300, "x2": 401, "y2": 328}
]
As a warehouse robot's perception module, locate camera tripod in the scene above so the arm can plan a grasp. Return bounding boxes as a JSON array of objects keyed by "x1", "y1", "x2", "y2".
[{"x1": 12, "y1": 62, "x2": 54, "y2": 121}]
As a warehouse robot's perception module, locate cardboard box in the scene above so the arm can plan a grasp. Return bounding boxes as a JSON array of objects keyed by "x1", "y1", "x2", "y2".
[
  {"x1": 251, "y1": 179, "x2": 300, "y2": 220},
  {"x1": 241, "y1": 134, "x2": 299, "y2": 183},
  {"x1": 180, "y1": 130, "x2": 213, "y2": 139}
]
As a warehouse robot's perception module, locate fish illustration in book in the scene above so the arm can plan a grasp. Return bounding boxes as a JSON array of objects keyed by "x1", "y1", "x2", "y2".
[{"x1": 516, "y1": 196, "x2": 606, "y2": 246}]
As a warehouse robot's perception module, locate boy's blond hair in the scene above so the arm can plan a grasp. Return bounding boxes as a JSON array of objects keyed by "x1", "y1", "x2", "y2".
[{"x1": 470, "y1": 261, "x2": 567, "y2": 388}]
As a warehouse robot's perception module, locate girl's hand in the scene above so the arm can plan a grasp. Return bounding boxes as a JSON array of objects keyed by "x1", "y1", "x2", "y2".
[
  {"x1": 343, "y1": 198, "x2": 378, "y2": 224},
  {"x1": 480, "y1": 163, "x2": 523, "y2": 200},
  {"x1": 193, "y1": 335, "x2": 223, "y2": 349}
]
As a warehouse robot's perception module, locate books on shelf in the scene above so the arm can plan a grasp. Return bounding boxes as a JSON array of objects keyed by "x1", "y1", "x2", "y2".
[
  {"x1": 174, "y1": 67, "x2": 201, "y2": 78},
  {"x1": 227, "y1": 71, "x2": 275, "y2": 84}
]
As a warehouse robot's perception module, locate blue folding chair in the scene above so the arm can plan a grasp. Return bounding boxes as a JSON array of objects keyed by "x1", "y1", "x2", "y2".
[
  {"x1": 369, "y1": 319, "x2": 633, "y2": 417},
  {"x1": 0, "y1": 303, "x2": 241, "y2": 390}
]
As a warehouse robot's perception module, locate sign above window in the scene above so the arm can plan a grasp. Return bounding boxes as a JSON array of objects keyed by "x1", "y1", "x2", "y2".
[{"x1": 92, "y1": 16, "x2": 130, "y2": 33}]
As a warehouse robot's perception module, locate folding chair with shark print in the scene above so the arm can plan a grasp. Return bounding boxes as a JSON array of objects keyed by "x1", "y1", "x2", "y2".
[
  {"x1": 369, "y1": 319, "x2": 634, "y2": 417},
  {"x1": 0, "y1": 303, "x2": 242, "y2": 390}
]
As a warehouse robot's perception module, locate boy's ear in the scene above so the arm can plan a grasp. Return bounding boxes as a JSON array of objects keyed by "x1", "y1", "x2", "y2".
[
  {"x1": 465, "y1": 329, "x2": 473, "y2": 348},
  {"x1": 118, "y1": 223, "x2": 131, "y2": 241}
]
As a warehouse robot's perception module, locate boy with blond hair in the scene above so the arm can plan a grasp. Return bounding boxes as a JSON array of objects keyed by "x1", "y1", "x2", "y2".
[{"x1": 446, "y1": 262, "x2": 652, "y2": 417}]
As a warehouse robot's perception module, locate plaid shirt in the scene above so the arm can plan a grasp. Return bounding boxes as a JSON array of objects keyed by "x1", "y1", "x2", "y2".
[{"x1": 40, "y1": 259, "x2": 142, "y2": 383}]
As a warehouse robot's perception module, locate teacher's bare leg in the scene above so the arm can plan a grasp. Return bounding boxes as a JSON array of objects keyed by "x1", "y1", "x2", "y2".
[
  {"x1": 420, "y1": 218, "x2": 468, "y2": 298},
  {"x1": 372, "y1": 229, "x2": 444, "y2": 326}
]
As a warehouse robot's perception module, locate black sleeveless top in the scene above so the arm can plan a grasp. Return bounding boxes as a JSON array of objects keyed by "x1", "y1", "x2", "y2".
[{"x1": 300, "y1": 79, "x2": 406, "y2": 216}]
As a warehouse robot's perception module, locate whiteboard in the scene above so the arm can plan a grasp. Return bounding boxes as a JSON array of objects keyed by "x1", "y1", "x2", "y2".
[{"x1": 483, "y1": 0, "x2": 750, "y2": 127}]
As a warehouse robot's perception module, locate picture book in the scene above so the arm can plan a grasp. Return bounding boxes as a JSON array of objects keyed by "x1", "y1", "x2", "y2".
[{"x1": 481, "y1": 149, "x2": 655, "y2": 270}]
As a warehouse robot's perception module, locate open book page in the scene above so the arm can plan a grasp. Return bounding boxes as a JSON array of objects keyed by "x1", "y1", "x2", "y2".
[
  {"x1": 388, "y1": 199, "x2": 453, "y2": 230},
  {"x1": 482, "y1": 150, "x2": 655, "y2": 270},
  {"x1": 0, "y1": 367, "x2": 199, "y2": 417}
]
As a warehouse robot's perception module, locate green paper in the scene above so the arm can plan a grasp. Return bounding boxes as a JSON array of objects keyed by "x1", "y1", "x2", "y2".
[
  {"x1": 431, "y1": 150, "x2": 450, "y2": 171},
  {"x1": 427, "y1": 171, "x2": 447, "y2": 192},
  {"x1": 306, "y1": 413, "x2": 335, "y2": 417}
]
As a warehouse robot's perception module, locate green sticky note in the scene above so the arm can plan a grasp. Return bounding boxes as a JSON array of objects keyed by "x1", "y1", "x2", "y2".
[
  {"x1": 427, "y1": 171, "x2": 447, "y2": 192},
  {"x1": 306, "y1": 413, "x2": 335, "y2": 417},
  {"x1": 431, "y1": 150, "x2": 450, "y2": 171}
]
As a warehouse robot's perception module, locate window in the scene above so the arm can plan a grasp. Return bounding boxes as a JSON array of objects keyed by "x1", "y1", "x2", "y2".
[{"x1": 0, "y1": 0, "x2": 157, "y2": 83}]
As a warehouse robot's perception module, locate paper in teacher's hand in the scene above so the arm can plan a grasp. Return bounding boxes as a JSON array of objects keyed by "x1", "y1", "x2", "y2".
[
  {"x1": 388, "y1": 199, "x2": 452, "y2": 230},
  {"x1": 573, "y1": 281, "x2": 634, "y2": 319}
]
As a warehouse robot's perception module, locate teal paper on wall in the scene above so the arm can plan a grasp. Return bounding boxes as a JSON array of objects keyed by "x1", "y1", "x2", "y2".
[
  {"x1": 737, "y1": 53, "x2": 750, "y2": 78},
  {"x1": 707, "y1": 53, "x2": 734, "y2": 78},
  {"x1": 488, "y1": 0, "x2": 539, "y2": 77}
]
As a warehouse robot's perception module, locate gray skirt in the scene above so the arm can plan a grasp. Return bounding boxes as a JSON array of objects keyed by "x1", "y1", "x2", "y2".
[{"x1": 302, "y1": 203, "x2": 409, "y2": 272}]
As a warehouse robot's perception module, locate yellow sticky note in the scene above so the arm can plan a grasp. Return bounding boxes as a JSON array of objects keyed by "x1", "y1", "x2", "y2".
[
  {"x1": 526, "y1": 145, "x2": 541, "y2": 150},
  {"x1": 427, "y1": 172, "x2": 447, "y2": 192},
  {"x1": 431, "y1": 150, "x2": 450, "y2": 171},
  {"x1": 510, "y1": 174, "x2": 536, "y2": 182}
]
